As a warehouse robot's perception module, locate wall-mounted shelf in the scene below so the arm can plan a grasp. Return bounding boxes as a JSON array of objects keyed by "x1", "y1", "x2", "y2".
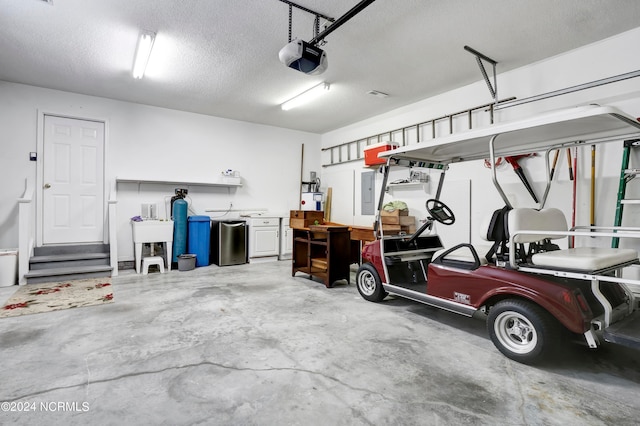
[
  {"x1": 116, "y1": 177, "x2": 242, "y2": 188},
  {"x1": 386, "y1": 182, "x2": 428, "y2": 192}
]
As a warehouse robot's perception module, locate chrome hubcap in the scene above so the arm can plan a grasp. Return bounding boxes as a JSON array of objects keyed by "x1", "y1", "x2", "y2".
[
  {"x1": 358, "y1": 271, "x2": 376, "y2": 296},
  {"x1": 494, "y1": 311, "x2": 537, "y2": 354}
]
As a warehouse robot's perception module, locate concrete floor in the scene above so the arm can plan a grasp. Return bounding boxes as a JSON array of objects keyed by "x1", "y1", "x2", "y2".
[{"x1": 1, "y1": 260, "x2": 639, "y2": 425}]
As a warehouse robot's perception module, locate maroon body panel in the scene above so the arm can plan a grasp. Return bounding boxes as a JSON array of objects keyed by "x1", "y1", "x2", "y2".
[
  {"x1": 361, "y1": 239, "x2": 590, "y2": 335},
  {"x1": 426, "y1": 263, "x2": 590, "y2": 334},
  {"x1": 362, "y1": 240, "x2": 384, "y2": 276}
]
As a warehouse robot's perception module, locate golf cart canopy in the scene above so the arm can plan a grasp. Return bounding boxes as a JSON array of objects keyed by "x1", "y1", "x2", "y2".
[{"x1": 379, "y1": 105, "x2": 640, "y2": 165}]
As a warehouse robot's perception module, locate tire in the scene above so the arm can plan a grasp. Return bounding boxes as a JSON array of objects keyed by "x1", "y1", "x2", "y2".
[
  {"x1": 487, "y1": 299, "x2": 559, "y2": 364},
  {"x1": 356, "y1": 263, "x2": 387, "y2": 302}
]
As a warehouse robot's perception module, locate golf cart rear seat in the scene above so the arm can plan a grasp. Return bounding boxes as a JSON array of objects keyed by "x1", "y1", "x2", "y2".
[{"x1": 507, "y1": 208, "x2": 638, "y2": 272}]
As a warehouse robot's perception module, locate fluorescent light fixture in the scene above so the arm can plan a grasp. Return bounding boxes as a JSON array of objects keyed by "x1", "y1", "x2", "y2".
[
  {"x1": 281, "y1": 82, "x2": 330, "y2": 111},
  {"x1": 132, "y1": 31, "x2": 156, "y2": 79}
]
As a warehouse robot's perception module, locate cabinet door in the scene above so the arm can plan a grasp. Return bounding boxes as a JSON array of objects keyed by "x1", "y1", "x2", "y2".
[
  {"x1": 280, "y1": 225, "x2": 293, "y2": 256},
  {"x1": 251, "y1": 227, "x2": 279, "y2": 257}
]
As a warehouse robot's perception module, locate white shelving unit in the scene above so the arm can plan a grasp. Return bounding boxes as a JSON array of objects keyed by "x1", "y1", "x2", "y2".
[
  {"x1": 116, "y1": 177, "x2": 242, "y2": 188},
  {"x1": 386, "y1": 182, "x2": 428, "y2": 192}
]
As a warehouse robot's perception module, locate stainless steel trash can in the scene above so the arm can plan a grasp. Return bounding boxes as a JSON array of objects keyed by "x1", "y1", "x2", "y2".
[{"x1": 210, "y1": 221, "x2": 248, "y2": 266}]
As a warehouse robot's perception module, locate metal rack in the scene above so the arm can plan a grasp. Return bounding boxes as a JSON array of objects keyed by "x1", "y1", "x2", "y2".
[{"x1": 321, "y1": 98, "x2": 515, "y2": 168}]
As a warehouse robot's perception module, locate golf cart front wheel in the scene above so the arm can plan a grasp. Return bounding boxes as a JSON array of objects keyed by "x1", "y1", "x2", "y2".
[
  {"x1": 356, "y1": 263, "x2": 387, "y2": 302},
  {"x1": 487, "y1": 299, "x2": 558, "y2": 364}
]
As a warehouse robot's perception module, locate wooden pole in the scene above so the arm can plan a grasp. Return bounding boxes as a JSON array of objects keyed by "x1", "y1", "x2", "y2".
[
  {"x1": 325, "y1": 187, "x2": 332, "y2": 222},
  {"x1": 566, "y1": 148, "x2": 574, "y2": 180},
  {"x1": 550, "y1": 149, "x2": 560, "y2": 180},
  {"x1": 299, "y1": 144, "x2": 304, "y2": 208}
]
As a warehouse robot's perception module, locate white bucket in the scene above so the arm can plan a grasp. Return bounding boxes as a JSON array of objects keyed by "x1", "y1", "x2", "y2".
[{"x1": 0, "y1": 249, "x2": 18, "y2": 287}]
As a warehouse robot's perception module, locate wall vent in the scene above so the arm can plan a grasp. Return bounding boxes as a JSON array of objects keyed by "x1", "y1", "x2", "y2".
[{"x1": 366, "y1": 90, "x2": 389, "y2": 99}]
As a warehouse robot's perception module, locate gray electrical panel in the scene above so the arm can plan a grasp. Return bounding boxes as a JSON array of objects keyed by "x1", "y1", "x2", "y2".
[{"x1": 361, "y1": 171, "x2": 375, "y2": 215}]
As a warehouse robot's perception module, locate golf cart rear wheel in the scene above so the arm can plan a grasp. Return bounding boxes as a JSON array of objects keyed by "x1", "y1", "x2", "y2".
[
  {"x1": 487, "y1": 299, "x2": 558, "y2": 364},
  {"x1": 356, "y1": 263, "x2": 387, "y2": 302}
]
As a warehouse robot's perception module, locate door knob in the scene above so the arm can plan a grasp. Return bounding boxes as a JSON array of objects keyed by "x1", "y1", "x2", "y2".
[{"x1": 44, "y1": 183, "x2": 51, "y2": 189}]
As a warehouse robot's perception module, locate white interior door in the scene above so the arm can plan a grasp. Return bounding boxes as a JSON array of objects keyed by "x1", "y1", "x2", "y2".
[{"x1": 42, "y1": 115, "x2": 105, "y2": 245}]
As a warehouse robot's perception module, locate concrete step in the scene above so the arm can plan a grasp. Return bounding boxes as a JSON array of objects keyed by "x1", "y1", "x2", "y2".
[
  {"x1": 27, "y1": 244, "x2": 112, "y2": 283},
  {"x1": 25, "y1": 265, "x2": 113, "y2": 284},
  {"x1": 29, "y1": 252, "x2": 110, "y2": 270},
  {"x1": 33, "y1": 243, "x2": 110, "y2": 257}
]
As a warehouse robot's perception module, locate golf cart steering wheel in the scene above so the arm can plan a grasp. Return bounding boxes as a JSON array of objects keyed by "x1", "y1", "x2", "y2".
[{"x1": 426, "y1": 199, "x2": 455, "y2": 225}]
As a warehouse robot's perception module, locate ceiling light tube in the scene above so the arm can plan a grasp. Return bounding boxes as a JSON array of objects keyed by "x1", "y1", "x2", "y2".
[
  {"x1": 281, "y1": 82, "x2": 330, "y2": 111},
  {"x1": 132, "y1": 31, "x2": 156, "y2": 79}
]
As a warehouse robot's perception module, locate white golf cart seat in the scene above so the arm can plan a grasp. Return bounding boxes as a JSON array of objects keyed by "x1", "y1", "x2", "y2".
[{"x1": 507, "y1": 208, "x2": 638, "y2": 272}]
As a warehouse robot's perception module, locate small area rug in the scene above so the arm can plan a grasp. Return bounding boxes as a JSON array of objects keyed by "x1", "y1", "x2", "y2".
[{"x1": 0, "y1": 278, "x2": 113, "y2": 318}]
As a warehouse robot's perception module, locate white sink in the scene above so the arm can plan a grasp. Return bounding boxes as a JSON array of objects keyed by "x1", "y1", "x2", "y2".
[{"x1": 131, "y1": 220, "x2": 174, "y2": 243}]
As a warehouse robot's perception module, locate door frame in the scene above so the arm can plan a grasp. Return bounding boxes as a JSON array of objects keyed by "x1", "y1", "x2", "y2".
[{"x1": 36, "y1": 110, "x2": 110, "y2": 247}]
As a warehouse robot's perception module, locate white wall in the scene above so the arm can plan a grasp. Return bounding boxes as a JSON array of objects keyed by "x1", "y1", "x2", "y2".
[
  {"x1": 321, "y1": 27, "x2": 640, "y2": 251},
  {"x1": 0, "y1": 82, "x2": 321, "y2": 260},
  {"x1": 3, "y1": 26, "x2": 640, "y2": 264}
]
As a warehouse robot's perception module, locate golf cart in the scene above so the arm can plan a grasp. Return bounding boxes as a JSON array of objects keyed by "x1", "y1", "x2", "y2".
[{"x1": 356, "y1": 105, "x2": 640, "y2": 364}]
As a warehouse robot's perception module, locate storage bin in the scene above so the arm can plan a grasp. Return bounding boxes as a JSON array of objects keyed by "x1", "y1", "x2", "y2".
[
  {"x1": 0, "y1": 249, "x2": 18, "y2": 287},
  {"x1": 363, "y1": 142, "x2": 399, "y2": 166},
  {"x1": 178, "y1": 254, "x2": 196, "y2": 271},
  {"x1": 188, "y1": 216, "x2": 211, "y2": 267}
]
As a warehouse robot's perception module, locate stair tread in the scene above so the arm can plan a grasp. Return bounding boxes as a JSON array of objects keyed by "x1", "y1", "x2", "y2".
[
  {"x1": 25, "y1": 265, "x2": 113, "y2": 278},
  {"x1": 30, "y1": 252, "x2": 109, "y2": 263},
  {"x1": 33, "y1": 243, "x2": 109, "y2": 256}
]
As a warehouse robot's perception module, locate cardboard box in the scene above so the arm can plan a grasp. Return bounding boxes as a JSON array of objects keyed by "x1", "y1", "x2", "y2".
[
  {"x1": 381, "y1": 215, "x2": 399, "y2": 225},
  {"x1": 381, "y1": 214, "x2": 415, "y2": 225},
  {"x1": 374, "y1": 221, "x2": 415, "y2": 235},
  {"x1": 401, "y1": 225, "x2": 416, "y2": 234},
  {"x1": 399, "y1": 216, "x2": 415, "y2": 226},
  {"x1": 376, "y1": 223, "x2": 402, "y2": 233},
  {"x1": 381, "y1": 208, "x2": 409, "y2": 216},
  {"x1": 364, "y1": 142, "x2": 400, "y2": 166}
]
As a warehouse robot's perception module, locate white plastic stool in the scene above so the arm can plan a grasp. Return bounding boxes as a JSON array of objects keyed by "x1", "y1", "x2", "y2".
[{"x1": 142, "y1": 256, "x2": 165, "y2": 275}]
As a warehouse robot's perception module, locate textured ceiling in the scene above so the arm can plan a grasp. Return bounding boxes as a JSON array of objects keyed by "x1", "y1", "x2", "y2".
[{"x1": 1, "y1": 0, "x2": 640, "y2": 133}]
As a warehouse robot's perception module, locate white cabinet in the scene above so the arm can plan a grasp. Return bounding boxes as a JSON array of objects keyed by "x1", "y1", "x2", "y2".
[
  {"x1": 279, "y1": 218, "x2": 293, "y2": 260},
  {"x1": 249, "y1": 218, "x2": 280, "y2": 262}
]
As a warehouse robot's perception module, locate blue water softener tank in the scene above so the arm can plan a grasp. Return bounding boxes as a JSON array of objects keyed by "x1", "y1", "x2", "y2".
[
  {"x1": 188, "y1": 216, "x2": 211, "y2": 267},
  {"x1": 172, "y1": 198, "x2": 188, "y2": 262}
]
